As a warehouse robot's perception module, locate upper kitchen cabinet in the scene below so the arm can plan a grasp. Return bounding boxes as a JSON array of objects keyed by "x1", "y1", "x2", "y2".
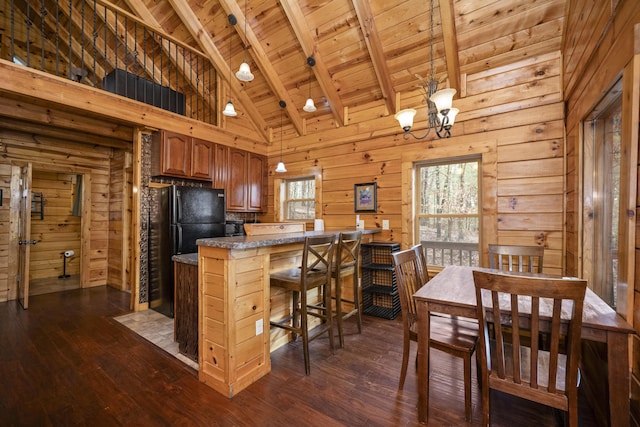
[
  {"x1": 151, "y1": 130, "x2": 214, "y2": 181},
  {"x1": 213, "y1": 143, "x2": 229, "y2": 190},
  {"x1": 227, "y1": 148, "x2": 266, "y2": 212}
]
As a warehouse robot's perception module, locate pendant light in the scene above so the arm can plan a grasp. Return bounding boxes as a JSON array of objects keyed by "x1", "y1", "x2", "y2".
[
  {"x1": 302, "y1": 56, "x2": 316, "y2": 113},
  {"x1": 235, "y1": 0, "x2": 254, "y2": 82},
  {"x1": 275, "y1": 100, "x2": 287, "y2": 173},
  {"x1": 223, "y1": 15, "x2": 238, "y2": 117}
]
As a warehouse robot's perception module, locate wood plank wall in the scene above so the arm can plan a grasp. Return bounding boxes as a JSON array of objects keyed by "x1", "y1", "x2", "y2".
[
  {"x1": 0, "y1": 129, "x2": 130, "y2": 302},
  {"x1": 263, "y1": 51, "x2": 565, "y2": 277},
  {"x1": 563, "y1": 2, "x2": 640, "y2": 425},
  {"x1": 108, "y1": 150, "x2": 132, "y2": 291},
  {"x1": 29, "y1": 170, "x2": 81, "y2": 280}
]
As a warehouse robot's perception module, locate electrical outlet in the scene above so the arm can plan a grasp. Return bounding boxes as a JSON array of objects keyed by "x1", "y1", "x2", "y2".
[
  {"x1": 382, "y1": 219, "x2": 389, "y2": 230},
  {"x1": 255, "y1": 319, "x2": 263, "y2": 336}
]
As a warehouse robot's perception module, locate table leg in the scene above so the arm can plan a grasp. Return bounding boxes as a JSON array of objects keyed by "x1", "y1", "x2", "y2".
[
  {"x1": 416, "y1": 300, "x2": 430, "y2": 422},
  {"x1": 607, "y1": 332, "x2": 630, "y2": 427}
]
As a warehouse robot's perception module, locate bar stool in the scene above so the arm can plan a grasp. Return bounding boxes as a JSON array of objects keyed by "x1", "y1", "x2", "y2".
[
  {"x1": 332, "y1": 231, "x2": 362, "y2": 348},
  {"x1": 269, "y1": 234, "x2": 336, "y2": 375}
]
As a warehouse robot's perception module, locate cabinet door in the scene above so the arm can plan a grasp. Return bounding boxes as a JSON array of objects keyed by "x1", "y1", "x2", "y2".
[
  {"x1": 247, "y1": 153, "x2": 266, "y2": 211},
  {"x1": 161, "y1": 131, "x2": 191, "y2": 177},
  {"x1": 191, "y1": 138, "x2": 214, "y2": 180},
  {"x1": 227, "y1": 148, "x2": 248, "y2": 211},
  {"x1": 213, "y1": 144, "x2": 229, "y2": 190}
]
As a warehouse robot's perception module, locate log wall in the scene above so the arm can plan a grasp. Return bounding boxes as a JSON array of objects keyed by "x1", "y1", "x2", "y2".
[
  {"x1": 563, "y1": 2, "x2": 640, "y2": 425},
  {"x1": 264, "y1": 51, "x2": 565, "y2": 277}
]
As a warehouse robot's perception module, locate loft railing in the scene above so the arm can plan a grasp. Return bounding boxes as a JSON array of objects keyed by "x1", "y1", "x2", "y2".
[
  {"x1": 5, "y1": 0, "x2": 217, "y2": 125},
  {"x1": 421, "y1": 241, "x2": 479, "y2": 267}
]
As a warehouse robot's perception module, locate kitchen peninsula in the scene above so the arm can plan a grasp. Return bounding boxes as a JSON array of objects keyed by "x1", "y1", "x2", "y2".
[{"x1": 194, "y1": 228, "x2": 379, "y2": 397}]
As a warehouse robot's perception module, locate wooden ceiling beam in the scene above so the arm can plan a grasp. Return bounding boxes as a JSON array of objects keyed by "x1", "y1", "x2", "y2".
[
  {"x1": 439, "y1": 0, "x2": 461, "y2": 97},
  {"x1": 279, "y1": 0, "x2": 345, "y2": 127},
  {"x1": 352, "y1": 0, "x2": 396, "y2": 114},
  {"x1": 166, "y1": 0, "x2": 270, "y2": 142},
  {"x1": 218, "y1": 0, "x2": 304, "y2": 137}
]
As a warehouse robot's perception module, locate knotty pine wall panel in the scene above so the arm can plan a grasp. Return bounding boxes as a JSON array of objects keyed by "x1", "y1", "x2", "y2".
[
  {"x1": 29, "y1": 170, "x2": 81, "y2": 281},
  {"x1": 0, "y1": 164, "x2": 10, "y2": 302},
  {"x1": 265, "y1": 54, "x2": 565, "y2": 274}
]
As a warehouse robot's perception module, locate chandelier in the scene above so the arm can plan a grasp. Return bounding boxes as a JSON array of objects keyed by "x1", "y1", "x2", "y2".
[{"x1": 395, "y1": 0, "x2": 458, "y2": 139}]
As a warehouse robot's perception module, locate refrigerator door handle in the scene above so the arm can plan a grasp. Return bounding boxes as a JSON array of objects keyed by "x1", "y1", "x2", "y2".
[
  {"x1": 176, "y1": 224, "x2": 183, "y2": 254},
  {"x1": 176, "y1": 188, "x2": 182, "y2": 223}
]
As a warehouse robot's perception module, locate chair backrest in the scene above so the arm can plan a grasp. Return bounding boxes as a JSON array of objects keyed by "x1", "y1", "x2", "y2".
[
  {"x1": 411, "y1": 243, "x2": 430, "y2": 285},
  {"x1": 391, "y1": 248, "x2": 423, "y2": 330},
  {"x1": 301, "y1": 234, "x2": 336, "y2": 287},
  {"x1": 488, "y1": 244, "x2": 544, "y2": 273},
  {"x1": 334, "y1": 231, "x2": 362, "y2": 272},
  {"x1": 472, "y1": 270, "x2": 586, "y2": 409}
]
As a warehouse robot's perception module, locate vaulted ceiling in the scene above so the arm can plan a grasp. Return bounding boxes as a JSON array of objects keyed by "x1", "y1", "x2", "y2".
[{"x1": 4, "y1": 0, "x2": 566, "y2": 144}]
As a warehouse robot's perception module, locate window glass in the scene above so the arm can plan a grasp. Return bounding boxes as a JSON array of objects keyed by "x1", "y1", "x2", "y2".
[
  {"x1": 284, "y1": 177, "x2": 315, "y2": 220},
  {"x1": 416, "y1": 159, "x2": 480, "y2": 267}
]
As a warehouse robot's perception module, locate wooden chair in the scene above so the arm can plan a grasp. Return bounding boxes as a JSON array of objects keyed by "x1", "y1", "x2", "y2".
[
  {"x1": 332, "y1": 231, "x2": 362, "y2": 348},
  {"x1": 411, "y1": 243, "x2": 430, "y2": 285},
  {"x1": 488, "y1": 244, "x2": 544, "y2": 273},
  {"x1": 392, "y1": 248, "x2": 478, "y2": 421},
  {"x1": 270, "y1": 234, "x2": 336, "y2": 375},
  {"x1": 472, "y1": 270, "x2": 587, "y2": 427}
]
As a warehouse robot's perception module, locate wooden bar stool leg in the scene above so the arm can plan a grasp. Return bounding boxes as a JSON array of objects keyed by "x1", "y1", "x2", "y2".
[
  {"x1": 300, "y1": 289, "x2": 311, "y2": 375},
  {"x1": 292, "y1": 290, "x2": 300, "y2": 341},
  {"x1": 335, "y1": 274, "x2": 345, "y2": 348}
]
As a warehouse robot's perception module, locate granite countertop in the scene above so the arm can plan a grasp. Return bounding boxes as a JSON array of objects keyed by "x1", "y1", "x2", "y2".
[
  {"x1": 197, "y1": 228, "x2": 380, "y2": 250},
  {"x1": 172, "y1": 253, "x2": 198, "y2": 265}
]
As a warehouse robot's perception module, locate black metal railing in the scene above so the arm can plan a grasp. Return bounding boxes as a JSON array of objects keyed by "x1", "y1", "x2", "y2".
[
  {"x1": 421, "y1": 241, "x2": 479, "y2": 267},
  {"x1": 6, "y1": 0, "x2": 217, "y2": 124}
]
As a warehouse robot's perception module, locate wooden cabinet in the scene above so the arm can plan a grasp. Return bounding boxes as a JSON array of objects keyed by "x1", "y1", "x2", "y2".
[
  {"x1": 151, "y1": 130, "x2": 214, "y2": 181},
  {"x1": 226, "y1": 148, "x2": 266, "y2": 212},
  {"x1": 213, "y1": 143, "x2": 228, "y2": 190}
]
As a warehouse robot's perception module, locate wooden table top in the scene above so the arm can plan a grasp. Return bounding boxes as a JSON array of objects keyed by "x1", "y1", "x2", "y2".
[{"x1": 414, "y1": 265, "x2": 635, "y2": 334}]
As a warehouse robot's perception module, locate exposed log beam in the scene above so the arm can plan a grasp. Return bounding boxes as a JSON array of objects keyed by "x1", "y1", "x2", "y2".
[
  {"x1": 218, "y1": 0, "x2": 304, "y2": 137},
  {"x1": 279, "y1": 0, "x2": 345, "y2": 127},
  {"x1": 438, "y1": 0, "x2": 460, "y2": 97},
  {"x1": 352, "y1": 0, "x2": 396, "y2": 114},
  {"x1": 166, "y1": 0, "x2": 269, "y2": 142}
]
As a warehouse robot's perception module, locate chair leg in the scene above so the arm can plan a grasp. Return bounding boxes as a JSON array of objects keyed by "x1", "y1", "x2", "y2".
[
  {"x1": 463, "y1": 353, "x2": 472, "y2": 421},
  {"x1": 335, "y1": 275, "x2": 345, "y2": 348},
  {"x1": 325, "y1": 282, "x2": 335, "y2": 354},
  {"x1": 292, "y1": 291, "x2": 300, "y2": 341},
  {"x1": 354, "y1": 274, "x2": 362, "y2": 334},
  {"x1": 398, "y1": 332, "x2": 411, "y2": 389},
  {"x1": 300, "y1": 290, "x2": 311, "y2": 375}
]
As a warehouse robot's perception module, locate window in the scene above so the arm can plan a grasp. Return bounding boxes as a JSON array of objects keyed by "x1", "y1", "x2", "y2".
[
  {"x1": 582, "y1": 83, "x2": 622, "y2": 309},
  {"x1": 415, "y1": 158, "x2": 480, "y2": 267},
  {"x1": 283, "y1": 177, "x2": 315, "y2": 220}
]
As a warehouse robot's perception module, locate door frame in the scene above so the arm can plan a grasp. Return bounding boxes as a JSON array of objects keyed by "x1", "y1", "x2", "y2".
[{"x1": 9, "y1": 161, "x2": 92, "y2": 302}]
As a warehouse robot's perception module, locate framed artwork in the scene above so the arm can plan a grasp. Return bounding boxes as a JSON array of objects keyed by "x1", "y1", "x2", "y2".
[{"x1": 354, "y1": 182, "x2": 377, "y2": 213}]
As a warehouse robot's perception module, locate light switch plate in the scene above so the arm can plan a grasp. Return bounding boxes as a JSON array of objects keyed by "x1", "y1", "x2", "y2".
[
  {"x1": 382, "y1": 219, "x2": 389, "y2": 230},
  {"x1": 255, "y1": 319, "x2": 263, "y2": 336}
]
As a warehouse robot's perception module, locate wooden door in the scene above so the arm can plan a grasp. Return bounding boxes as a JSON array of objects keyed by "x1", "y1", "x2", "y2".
[
  {"x1": 227, "y1": 148, "x2": 248, "y2": 211},
  {"x1": 191, "y1": 138, "x2": 214, "y2": 180},
  {"x1": 17, "y1": 164, "x2": 33, "y2": 309},
  {"x1": 247, "y1": 153, "x2": 266, "y2": 211},
  {"x1": 161, "y1": 131, "x2": 191, "y2": 177}
]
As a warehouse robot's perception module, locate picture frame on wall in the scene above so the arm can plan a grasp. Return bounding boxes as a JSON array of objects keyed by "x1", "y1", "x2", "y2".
[{"x1": 354, "y1": 182, "x2": 377, "y2": 213}]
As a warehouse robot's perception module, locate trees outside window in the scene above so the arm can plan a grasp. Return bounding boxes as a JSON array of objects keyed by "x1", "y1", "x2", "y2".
[
  {"x1": 284, "y1": 177, "x2": 315, "y2": 220},
  {"x1": 415, "y1": 158, "x2": 480, "y2": 267}
]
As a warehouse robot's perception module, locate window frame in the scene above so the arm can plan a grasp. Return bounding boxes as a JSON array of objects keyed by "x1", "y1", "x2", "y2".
[{"x1": 282, "y1": 176, "x2": 316, "y2": 221}]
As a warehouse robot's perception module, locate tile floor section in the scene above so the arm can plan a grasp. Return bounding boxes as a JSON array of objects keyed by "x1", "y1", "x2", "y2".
[{"x1": 114, "y1": 310, "x2": 199, "y2": 370}]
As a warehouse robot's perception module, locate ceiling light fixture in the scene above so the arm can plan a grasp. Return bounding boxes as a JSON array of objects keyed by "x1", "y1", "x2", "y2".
[
  {"x1": 394, "y1": 0, "x2": 458, "y2": 139},
  {"x1": 303, "y1": 56, "x2": 316, "y2": 113},
  {"x1": 235, "y1": 0, "x2": 254, "y2": 82},
  {"x1": 275, "y1": 100, "x2": 287, "y2": 173},
  {"x1": 223, "y1": 14, "x2": 238, "y2": 117}
]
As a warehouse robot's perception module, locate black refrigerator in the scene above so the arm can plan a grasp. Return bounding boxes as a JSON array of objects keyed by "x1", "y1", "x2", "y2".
[{"x1": 148, "y1": 185, "x2": 225, "y2": 317}]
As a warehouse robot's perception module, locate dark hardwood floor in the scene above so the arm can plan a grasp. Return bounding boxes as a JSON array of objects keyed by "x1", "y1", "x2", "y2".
[{"x1": 0, "y1": 286, "x2": 599, "y2": 426}]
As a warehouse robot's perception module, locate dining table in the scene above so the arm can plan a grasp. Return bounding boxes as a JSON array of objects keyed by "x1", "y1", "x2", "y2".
[{"x1": 413, "y1": 265, "x2": 635, "y2": 426}]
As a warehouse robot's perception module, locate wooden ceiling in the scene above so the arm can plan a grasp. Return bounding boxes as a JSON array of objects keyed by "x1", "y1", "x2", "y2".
[{"x1": 4, "y1": 0, "x2": 567, "y2": 144}]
